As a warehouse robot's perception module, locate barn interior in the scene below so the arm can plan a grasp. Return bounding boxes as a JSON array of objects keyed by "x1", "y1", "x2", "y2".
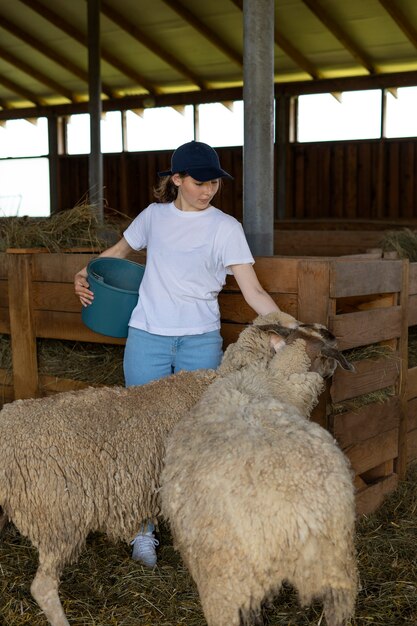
[
  {"x1": 1, "y1": 2, "x2": 417, "y2": 624},
  {"x1": 2, "y1": 0, "x2": 417, "y2": 252}
]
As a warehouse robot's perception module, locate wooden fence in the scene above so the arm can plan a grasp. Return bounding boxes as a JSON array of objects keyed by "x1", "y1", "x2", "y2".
[
  {"x1": 406, "y1": 263, "x2": 417, "y2": 464},
  {"x1": 0, "y1": 249, "x2": 414, "y2": 516}
]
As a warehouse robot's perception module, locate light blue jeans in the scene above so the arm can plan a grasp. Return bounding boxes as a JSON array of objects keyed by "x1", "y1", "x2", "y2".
[
  {"x1": 126, "y1": 327, "x2": 222, "y2": 548},
  {"x1": 123, "y1": 327, "x2": 223, "y2": 387}
]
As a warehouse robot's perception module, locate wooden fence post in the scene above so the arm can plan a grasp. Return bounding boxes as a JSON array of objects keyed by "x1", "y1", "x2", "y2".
[
  {"x1": 7, "y1": 251, "x2": 39, "y2": 399},
  {"x1": 297, "y1": 259, "x2": 331, "y2": 325},
  {"x1": 298, "y1": 259, "x2": 331, "y2": 428},
  {"x1": 397, "y1": 258, "x2": 410, "y2": 479}
]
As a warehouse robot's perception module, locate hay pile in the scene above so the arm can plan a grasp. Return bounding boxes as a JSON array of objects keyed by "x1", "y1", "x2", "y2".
[
  {"x1": 37, "y1": 340, "x2": 124, "y2": 386},
  {"x1": 0, "y1": 336, "x2": 125, "y2": 387},
  {"x1": 1, "y1": 464, "x2": 417, "y2": 625},
  {"x1": 0, "y1": 203, "x2": 129, "y2": 389},
  {"x1": 0, "y1": 203, "x2": 125, "y2": 252},
  {"x1": 331, "y1": 344, "x2": 397, "y2": 415},
  {"x1": 409, "y1": 326, "x2": 417, "y2": 369},
  {"x1": 380, "y1": 228, "x2": 417, "y2": 262}
]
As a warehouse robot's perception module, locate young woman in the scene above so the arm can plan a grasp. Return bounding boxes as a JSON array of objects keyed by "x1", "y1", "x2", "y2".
[{"x1": 74, "y1": 140, "x2": 282, "y2": 567}]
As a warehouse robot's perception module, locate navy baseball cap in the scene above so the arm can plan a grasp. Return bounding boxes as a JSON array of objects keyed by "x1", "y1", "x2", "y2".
[{"x1": 158, "y1": 141, "x2": 233, "y2": 181}]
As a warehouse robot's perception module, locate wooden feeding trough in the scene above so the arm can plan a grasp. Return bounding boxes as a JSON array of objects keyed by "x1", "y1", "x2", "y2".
[{"x1": 0, "y1": 249, "x2": 413, "y2": 516}]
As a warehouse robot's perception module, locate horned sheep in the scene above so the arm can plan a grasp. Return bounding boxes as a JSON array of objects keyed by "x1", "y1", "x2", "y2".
[
  {"x1": 0, "y1": 310, "x2": 297, "y2": 626},
  {"x1": 161, "y1": 319, "x2": 358, "y2": 626}
]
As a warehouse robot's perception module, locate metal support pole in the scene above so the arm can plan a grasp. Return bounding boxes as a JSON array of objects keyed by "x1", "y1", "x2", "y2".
[
  {"x1": 193, "y1": 104, "x2": 200, "y2": 141},
  {"x1": 88, "y1": 0, "x2": 103, "y2": 221},
  {"x1": 276, "y1": 94, "x2": 291, "y2": 222},
  {"x1": 242, "y1": 0, "x2": 275, "y2": 255},
  {"x1": 47, "y1": 115, "x2": 59, "y2": 214}
]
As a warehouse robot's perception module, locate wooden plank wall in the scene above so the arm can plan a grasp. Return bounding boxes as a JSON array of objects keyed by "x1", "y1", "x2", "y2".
[
  {"x1": 56, "y1": 138, "x2": 417, "y2": 223},
  {"x1": 274, "y1": 230, "x2": 386, "y2": 256},
  {"x1": 57, "y1": 147, "x2": 244, "y2": 221},
  {"x1": 288, "y1": 138, "x2": 417, "y2": 221}
]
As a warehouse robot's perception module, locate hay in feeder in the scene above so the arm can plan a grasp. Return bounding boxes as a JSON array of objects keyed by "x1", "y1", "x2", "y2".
[
  {"x1": 0, "y1": 203, "x2": 126, "y2": 252},
  {"x1": 380, "y1": 228, "x2": 417, "y2": 262},
  {"x1": 332, "y1": 386, "x2": 395, "y2": 416},
  {"x1": 37, "y1": 339, "x2": 125, "y2": 386},
  {"x1": 0, "y1": 336, "x2": 125, "y2": 387},
  {"x1": 1, "y1": 463, "x2": 417, "y2": 625},
  {"x1": 331, "y1": 344, "x2": 397, "y2": 415},
  {"x1": 408, "y1": 326, "x2": 417, "y2": 369},
  {"x1": 0, "y1": 333, "x2": 12, "y2": 371},
  {"x1": 343, "y1": 343, "x2": 395, "y2": 363}
]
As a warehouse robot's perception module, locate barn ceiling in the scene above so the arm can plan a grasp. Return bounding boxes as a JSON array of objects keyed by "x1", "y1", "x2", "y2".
[{"x1": 1, "y1": 0, "x2": 417, "y2": 115}]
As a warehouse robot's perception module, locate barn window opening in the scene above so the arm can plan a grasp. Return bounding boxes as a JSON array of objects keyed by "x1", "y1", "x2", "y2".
[
  {"x1": 0, "y1": 118, "x2": 50, "y2": 216},
  {"x1": 125, "y1": 106, "x2": 194, "y2": 152},
  {"x1": 297, "y1": 90, "x2": 382, "y2": 142},
  {"x1": 385, "y1": 87, "x2": 417, "y2": 138},
  {"x1": 197, "y1": 101, "x2": 244, "y2": 147},
  {"x1": 67, "y1": 112, "x2": 123, "y2": 155}
]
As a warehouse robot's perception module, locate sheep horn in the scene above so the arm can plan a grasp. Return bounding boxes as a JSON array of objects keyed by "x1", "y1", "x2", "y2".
[
  {"x1": 298, "y1": 323, "x2": 337, "y2": 346},
  {"x1": 255, "y1": 324, "x2": 293, "y2": 338},
  {"x1": 320, "y1": 345, "x2": 356, "y2": 372}
]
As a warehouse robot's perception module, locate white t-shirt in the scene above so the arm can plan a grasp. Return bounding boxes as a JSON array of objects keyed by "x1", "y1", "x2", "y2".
[{"x1": 123, "y1": 202, "x2": 254, "y2": 335}]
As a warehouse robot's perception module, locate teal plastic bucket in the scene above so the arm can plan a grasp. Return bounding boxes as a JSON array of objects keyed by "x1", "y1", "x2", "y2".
[{"x1": 81, "y1": 257, "x2": 145, "y2": 338}]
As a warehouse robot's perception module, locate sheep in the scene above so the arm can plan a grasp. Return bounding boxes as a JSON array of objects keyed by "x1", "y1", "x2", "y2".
[
  {"x1": 160, "y1": 322, "x2": 358, "y2": 626},
  {"x1": 0, "y1": 309, "x2": 298, "y2": 626}
]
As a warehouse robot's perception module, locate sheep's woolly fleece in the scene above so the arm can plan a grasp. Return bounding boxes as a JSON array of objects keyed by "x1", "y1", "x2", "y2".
[
  {"x1": 0, "y1": 308, "x2": 302, "y2": 626},
  {"x1": 161, "y1": 329, "x2": 357, "y2": 626},
  {"x1": 0, "y1": 369, "x2": 216, "y2": 562},
  {"x1": 218, "y1": 309, "x2": 298, "y2": 375}
]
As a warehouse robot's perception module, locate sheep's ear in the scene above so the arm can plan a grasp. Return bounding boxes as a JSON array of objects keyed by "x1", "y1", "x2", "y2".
[
  {"x1": 269, "y1": 333, "x2": 286, "y2": 352},
  {"x1": 255, "y1": 323, "x2": 293, "y2": 338},
  {"x1": 321, "y1": 346, "x2": 356, "y2": 372}
]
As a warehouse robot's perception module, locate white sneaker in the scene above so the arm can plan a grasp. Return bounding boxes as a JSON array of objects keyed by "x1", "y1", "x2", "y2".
[{"x1": 130, "y1": 531, "x2": 159, "y2": 567}]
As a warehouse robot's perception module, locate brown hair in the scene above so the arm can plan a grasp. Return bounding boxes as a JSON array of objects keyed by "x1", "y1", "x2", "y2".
[
  {"x1": 153, "y1": 173, "x2": 222, "y2": 203},
  {"x1": 153, "y1": 174, "x2": 184, "y2": 202}
]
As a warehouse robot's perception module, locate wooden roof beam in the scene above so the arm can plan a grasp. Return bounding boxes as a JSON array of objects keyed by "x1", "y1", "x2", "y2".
[
  {"x1": 274, "y1": 31, "x2": 322, "y2": 80},
  {"x1": 101, "y1": 1, "x2": 208, "y2": 90},
  {"x1": 301, "y1": 0, "x2": 377, "y2": 75},
  {"x1": 18, "y1": 0, "x2": 157, "y2": 95},
  {"x1": 0, "y1": 43, "x2": 74, "y2": 102},
  {"x1": 160, "y1": 0, "x2": 243, "y2": 68},
  {"x1": 0, "y1": 72, "x2": 45, "y2": 106},
  {"x1": 378, "y1": 0, "x2": 417, "y2": 50},
  {"x1": 0, "y1": 97, "x2": 12, "y2": 110},
  {"x1": 3, "y1": 69, "x2": 417, "y2": 121},
  {"x1": 276, "y1": 69, "x2": 417, "y2": 96},
  {"x1": 0, "y1": 14, "x2": 114, "y2": 99}
]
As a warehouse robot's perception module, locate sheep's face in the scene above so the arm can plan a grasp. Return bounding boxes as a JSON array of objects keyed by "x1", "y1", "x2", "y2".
[
  {"x1": 259, "y1": 322, "x2": 355, "y2": 378},
  {"x1": 293, "y1": 323, "x2": 355, "y2": 378},
  {"x1": 305, "y1": 342, "x2": 346, "y2": 378}
]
